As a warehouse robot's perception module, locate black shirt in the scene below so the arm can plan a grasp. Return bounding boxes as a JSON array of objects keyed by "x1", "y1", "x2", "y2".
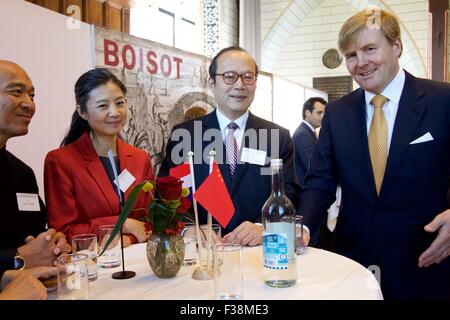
[{"x1": 0, "y1": 147, "x2": 47, "y2": 276}]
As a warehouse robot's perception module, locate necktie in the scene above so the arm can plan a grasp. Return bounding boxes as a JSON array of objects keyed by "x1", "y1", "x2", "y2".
[
  {"x1": 225, "y1": 122, "x2": 239, "y2": 177},
  {"x1": 368, "y1": 94, "x2": 388, "y2": 195}
]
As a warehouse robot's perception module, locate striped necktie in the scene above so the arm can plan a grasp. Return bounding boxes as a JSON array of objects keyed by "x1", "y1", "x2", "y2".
[
  {"x1": 226, "y1": 122, "x2": 239, "y2": 177},
  {"x1": 368, "y1": 94, "x2": 388, "y2": 195}
]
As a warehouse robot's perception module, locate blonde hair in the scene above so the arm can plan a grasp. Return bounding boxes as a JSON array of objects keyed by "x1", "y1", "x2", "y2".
[{"x1": 338, "y1": 8, "x2": 401, "y2": 55}]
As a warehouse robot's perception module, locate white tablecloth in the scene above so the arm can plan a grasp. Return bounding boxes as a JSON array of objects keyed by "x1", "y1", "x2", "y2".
[{"x1": 70, "y1": 243, "x2": 383, "y2": 300}]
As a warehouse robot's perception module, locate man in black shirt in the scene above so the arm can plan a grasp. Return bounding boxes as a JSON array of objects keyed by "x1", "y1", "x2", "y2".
[{"x1": 0, "y1": 61, "x2": 69, "y2": 296}]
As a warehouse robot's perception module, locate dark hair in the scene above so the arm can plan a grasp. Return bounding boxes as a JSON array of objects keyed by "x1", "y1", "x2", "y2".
[
  {"x1": 61, "y1": 68, "x2": 127, "y2": 146},
  {"x1": 302, "y1": 97, "x2": 327, "y2": 119},
  {"x1": 208, "y1": 46, "x2": 259, "y2": 84}
]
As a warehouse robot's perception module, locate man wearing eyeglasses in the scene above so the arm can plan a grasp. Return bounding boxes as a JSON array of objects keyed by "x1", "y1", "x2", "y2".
[{"x1": 161, "y1": 46, "x2": 300, "y2": 246}]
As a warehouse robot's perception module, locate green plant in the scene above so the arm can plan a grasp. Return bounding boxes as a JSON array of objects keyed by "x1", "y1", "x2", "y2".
[{"x1": 99, "y1": 176, "x2": 192, "y2": 256}]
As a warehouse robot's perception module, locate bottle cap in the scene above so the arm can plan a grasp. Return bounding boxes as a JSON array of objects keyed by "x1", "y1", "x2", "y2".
[{"x1": 270, "y1": 159, "x2": 283, "y2": 167}]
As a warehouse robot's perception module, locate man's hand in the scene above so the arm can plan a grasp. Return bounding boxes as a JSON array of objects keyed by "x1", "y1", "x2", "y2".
[
  {"x1": 1, "y1": 267, "x2": 58, "y2": 290},
  {"x1": 296, "y1": 225, "x2": 311, "y2": 247},
  {"x1": 18, "y1": 229, "x2": 71, "y2": 268},
  {"x1": 0, "y1": 273, "x2": 48, "y2": 300},
  {"x1": 223, "y1": 221, "x2": 262, "y2": 246},
  {"x1": 418, "y1": 209, "x2": 450, "y2": 267},
  {"x1": 0, "y1": 267, "x2": 57, "y2": 300}
]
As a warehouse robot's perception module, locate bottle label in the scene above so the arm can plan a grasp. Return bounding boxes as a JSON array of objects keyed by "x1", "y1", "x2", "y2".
[{"x1": 263, "y1": 232, "x2": 288, "y2": 270}]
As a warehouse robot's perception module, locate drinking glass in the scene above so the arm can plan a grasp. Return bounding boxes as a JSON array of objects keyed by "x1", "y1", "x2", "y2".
[
  {"x1": 213, "y1": 243, "x2": 243, "y2": 300},
  {"x1": 57, "y1": 253, "x2": 89, "y2": 300},
  {"x1": 97, "y1": 224, "x2": 121, "y2": 268},
  {"x1": 181, "y1": 223, "x2": 197, "y2": 266},
  {"x1": 71, "y1": 233, "x2": 98, "y2": 281}
]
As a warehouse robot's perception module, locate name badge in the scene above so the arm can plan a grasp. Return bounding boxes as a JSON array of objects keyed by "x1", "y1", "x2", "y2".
[
  {"x1": 114, "y1": 169, "x2": 136, "y2": 193},
  {"x1": 240, "y1": 147, "x2": 267, "y2": 166},
  {"x1": 16, "y1": 193, "x2": 40, "y2": 212}
]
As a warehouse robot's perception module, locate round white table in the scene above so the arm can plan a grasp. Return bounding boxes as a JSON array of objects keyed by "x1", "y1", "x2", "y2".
[{"x1": 76, "y1": 243, "x2": 383, "y2": 300}]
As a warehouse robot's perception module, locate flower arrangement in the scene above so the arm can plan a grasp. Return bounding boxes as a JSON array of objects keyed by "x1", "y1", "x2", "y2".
[
  {"x1": 142, "y1": 176, "x2": 192, "y2": 235},
  {"x1": 99, "y1": 176, "x2": 192, "y2": 255}
]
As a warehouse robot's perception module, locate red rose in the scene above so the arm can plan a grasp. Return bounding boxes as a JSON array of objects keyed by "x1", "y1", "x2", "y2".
[
  {"x1": 157, "y1": 176, "x2": 182, "y2": 200},
  {"x1": 176, "y1": 196, "x2": 191, "y2": 213}
]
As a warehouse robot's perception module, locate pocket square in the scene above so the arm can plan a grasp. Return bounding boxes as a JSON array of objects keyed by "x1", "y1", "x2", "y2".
[{"x1": 409, "y1": 132, "x2": 433, "y2": 145}]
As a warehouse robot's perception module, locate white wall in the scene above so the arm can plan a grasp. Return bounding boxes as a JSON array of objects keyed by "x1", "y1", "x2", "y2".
[
  {"x1": 262, "y1": 0, "x2": 431, "y2": 88},
  {"x1": 261, "y1": 0, "x2": 290, "y2": 40},
  {"x1": 385, "y1": 0, "x2": 428, "y2": 78},
  {"x1": 273, "y1": 0, "x2": 351, "y2": 87},
  {"x1": 219, "y1": 0, "x2": 239, "y2": 48},
  {"x1": 0, "y1": 0, "x2": 93, "y2": 199}
]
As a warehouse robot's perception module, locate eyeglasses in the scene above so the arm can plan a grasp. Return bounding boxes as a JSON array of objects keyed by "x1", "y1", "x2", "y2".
[{"x1": 214, "y1": 71, "x2": 257, "y2": 85}]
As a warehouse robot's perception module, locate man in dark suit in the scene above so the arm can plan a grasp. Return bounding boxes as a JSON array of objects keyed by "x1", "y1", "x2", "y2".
[
  {"x1": 292, "y1": 97, "x2": 326, "y2": 186},
  {"x1": 160, "y1": 46, "x2": 300, "y2": 246},
  {"x1": 293, "y1": 97, "x2": 334, "y2": 249},
  {"x1": 299, "y1": 9, "x2": 450, "y2": 299}
]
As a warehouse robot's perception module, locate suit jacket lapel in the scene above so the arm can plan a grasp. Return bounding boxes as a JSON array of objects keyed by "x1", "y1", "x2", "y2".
[
  {"x1": 380, "y1": 72, "x2": 427, "y2": 199},
  {"x1": 345, "y1": 89, "x2": 378, "y2": 196},
  {"x1": 78, "y1": 132, "x2": 119, "y2": 213},
  {"x1": 301, "y1": 122, "x2": 317, "y2": 142}
]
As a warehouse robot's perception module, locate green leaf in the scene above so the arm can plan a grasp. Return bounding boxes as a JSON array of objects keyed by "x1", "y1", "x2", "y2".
[
  {"x1": 152, "y1": 203, "x2": 172, "y2": 233},
  {"x1": 98, "y1": 181, "x2": 148, "y2": 256}
]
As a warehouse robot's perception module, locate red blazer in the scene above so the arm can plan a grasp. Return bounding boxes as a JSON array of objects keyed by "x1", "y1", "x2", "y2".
[{"x1": 44, "y1": 132, "x2": 154, "y2": 240}]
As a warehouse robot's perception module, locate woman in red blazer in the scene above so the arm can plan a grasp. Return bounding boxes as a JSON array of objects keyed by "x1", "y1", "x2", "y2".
[{"x1": 44, "y1": 68, "x2": 153, "y2": 245}]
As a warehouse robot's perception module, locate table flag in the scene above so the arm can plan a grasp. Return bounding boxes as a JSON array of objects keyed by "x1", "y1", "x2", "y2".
[{"x1": 194, "y1": 161, "x2": 234, "y2": 228}]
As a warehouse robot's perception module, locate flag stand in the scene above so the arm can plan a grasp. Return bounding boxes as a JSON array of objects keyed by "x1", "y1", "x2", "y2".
[
  {"x1": 112, "y1": 204, "x2": 136, "y2": 280},
  {"x1": 190, "y1": 150, "x2": 215, "y2": 280}
]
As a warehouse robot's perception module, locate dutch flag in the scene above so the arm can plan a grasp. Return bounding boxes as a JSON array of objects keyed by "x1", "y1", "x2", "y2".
[{"x1": 169, "y1": 163, "x2": 193, "y2": 198}]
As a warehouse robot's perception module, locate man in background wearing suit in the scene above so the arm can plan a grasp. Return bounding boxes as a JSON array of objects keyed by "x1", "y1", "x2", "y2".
[
  {"x1": 292, "y1": 97, "x2": 326, "y2": 186},
  {"x1": 293, "y1": 97, "x2": 334, "y2": 249},
  {"x1": 299, "y1": 9, "x2": 450, "y2": 299},
  {"x1": 160, "y1": 46, "x2": 301, "y2": 246}
]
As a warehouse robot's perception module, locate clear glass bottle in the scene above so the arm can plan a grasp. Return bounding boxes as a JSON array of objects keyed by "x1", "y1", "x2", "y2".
[{"x1": 262, "y1": 159, "x2": 297, "y2": 288}]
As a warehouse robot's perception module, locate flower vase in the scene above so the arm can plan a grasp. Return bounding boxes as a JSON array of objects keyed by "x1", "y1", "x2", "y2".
[{"x1": 146, "y1": 233, "x2": 185, "y2": 278}]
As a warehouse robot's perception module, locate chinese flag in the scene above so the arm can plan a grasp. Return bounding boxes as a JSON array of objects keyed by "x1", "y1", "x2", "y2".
[{"x1": 194, "y1": 161, "x2": 235, "y2": 228}]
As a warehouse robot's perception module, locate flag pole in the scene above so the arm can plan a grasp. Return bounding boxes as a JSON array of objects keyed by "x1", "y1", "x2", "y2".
[
  {"x1": 206, "y1": 149, "x2": 216, "y2": 273},
  {"x1": 187, "y1": 151, "x2": 208, "y2": 280},
  {"x1": 107, "y1": 149, "x2": 135, "y2": 280}
]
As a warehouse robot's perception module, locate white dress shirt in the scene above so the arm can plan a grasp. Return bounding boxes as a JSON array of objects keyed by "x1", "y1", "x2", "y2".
[
  {"x1": 302, "y1": 120, "x2": 316, "y2": 136},
  {"x1": 365, "y1": 68, "x2": 405, "y2": 153},
  {"x1": 216, "y1": 107, "x2": 249, "y2": 150}
]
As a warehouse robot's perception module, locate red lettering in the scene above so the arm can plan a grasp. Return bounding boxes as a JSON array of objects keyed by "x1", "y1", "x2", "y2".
[
  {"x1": 160, "y1": 54, "x2": 171, "y2": 78},
  {"x1": 173, "y1": 56, "x2": 183, "y2": 79},
  {"x1": 122, "y1": 45, "x2": 136, "y2": 70},
  {"x1": 104, "y1": 39, "x2": 119, "y2": 67},
  {"x1": 146, "y1": 51, "x2": 158, "y2": 74},
  {"x1": 103, "y1": 41, "x2": 184, "y2": 78}
]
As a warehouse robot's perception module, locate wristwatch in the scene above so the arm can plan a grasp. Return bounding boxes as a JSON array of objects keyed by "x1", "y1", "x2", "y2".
[{"x1": 14, "y1": 253, "x2": 25, "y2": 270}]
